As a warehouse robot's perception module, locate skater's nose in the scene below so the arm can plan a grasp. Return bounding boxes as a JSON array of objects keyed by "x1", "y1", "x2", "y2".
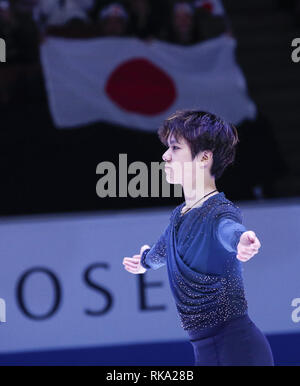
[{"x1": 162, "y1": 149, "x2": 171, "y2": 162}]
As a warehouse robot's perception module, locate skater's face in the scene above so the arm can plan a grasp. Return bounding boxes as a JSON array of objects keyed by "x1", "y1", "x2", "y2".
[{"x1": 162, "y1": 133, "x2": 210, "y2": 187}]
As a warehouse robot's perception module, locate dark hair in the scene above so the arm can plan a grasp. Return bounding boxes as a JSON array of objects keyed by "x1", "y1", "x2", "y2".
[{"x1": 158, "y1": 110, "x2": 239, "y2": 180}]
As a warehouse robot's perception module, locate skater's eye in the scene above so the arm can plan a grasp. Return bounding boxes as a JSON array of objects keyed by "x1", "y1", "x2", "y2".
[{"x1": 172, "y1": 146, "x2": 180, "y2": 151}]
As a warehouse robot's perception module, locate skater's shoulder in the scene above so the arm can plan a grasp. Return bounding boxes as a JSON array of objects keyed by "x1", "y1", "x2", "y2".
[{"x1": 210, "y1": 193, "x2": 243, "y2": 221}]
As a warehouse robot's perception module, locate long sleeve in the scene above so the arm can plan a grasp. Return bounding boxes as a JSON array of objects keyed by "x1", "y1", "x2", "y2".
[
  {"x1": 215, "y1": 218, "x2": 247, "y2": 253},
  {"x1": 140, "y1": 222, "x2": 170, "y2": 271},
  {"x1": 164, "y1": 192, "x2": 249, "y2": 331}
]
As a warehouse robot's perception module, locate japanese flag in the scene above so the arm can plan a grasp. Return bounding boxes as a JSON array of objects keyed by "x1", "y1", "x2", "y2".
[{"x1": 41, "y1": 35, "x2": 256, "y2": 131}]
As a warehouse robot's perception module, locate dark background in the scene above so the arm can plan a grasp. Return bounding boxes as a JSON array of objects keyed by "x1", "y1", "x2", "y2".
[{"x1": 0, "y1": 0, "x2": 298, "y2": 217}]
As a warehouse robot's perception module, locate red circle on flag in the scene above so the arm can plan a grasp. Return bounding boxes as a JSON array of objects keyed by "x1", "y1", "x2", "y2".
[{"x1": 105, "y1": 58, "x2": 177, "y2": 115}]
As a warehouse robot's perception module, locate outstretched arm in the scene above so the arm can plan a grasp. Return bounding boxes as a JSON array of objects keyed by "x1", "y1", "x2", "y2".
[
  {"x1": 139, "y1": 222, "x2": 170, "y2": 270},
  {"x1": 216, "y1": 218, "x2": 261, "y2": 262},
  {"x1": 123, "y1": 222, "x2": 170, "y2": 274}
]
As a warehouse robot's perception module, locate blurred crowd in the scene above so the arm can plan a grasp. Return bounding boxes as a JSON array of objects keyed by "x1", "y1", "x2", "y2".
[
  {"x1": 0, "y1": 0, "x2": 230, "y2": 64},
  {"x1": 0, "y1": 1, "x2": 291, "y2": 213},
  {"x1": 0, "y1": 0, "x2": 231, "y2": 107}
]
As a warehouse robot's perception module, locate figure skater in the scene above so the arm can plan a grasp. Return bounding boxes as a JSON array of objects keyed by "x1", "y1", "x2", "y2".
[{"x1": 123, "y1": 110, "x2": 274, "y2": 366}]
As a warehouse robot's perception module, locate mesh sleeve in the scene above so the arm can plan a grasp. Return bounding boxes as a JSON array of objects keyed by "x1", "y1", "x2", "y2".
[
  {"x1": 212, "y1": 202, "x2": 247, "y2": 253},
  {"x1": 140, "y1": 223, "x2": 170, "y2": 270}
]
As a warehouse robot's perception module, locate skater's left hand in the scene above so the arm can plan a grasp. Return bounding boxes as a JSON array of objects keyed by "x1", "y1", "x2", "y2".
[{"x1": 237, "y1": 231, "x2": 261, "y2": 262}]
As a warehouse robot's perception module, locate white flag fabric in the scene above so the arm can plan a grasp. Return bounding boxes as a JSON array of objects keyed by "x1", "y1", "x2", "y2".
[{"x1": 40, "y1": 35, "x2": 256, "y2": 131}]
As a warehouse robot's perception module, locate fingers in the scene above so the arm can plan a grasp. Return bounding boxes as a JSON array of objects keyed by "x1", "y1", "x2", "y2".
[
  {"x1": 250, "y1": 239, "x2": 260, "y2": 249},
  {"x1": 237, "y1": 248, "x2": 259, "y2": 261},
  {"x1": 123, "y1": 256, "x2": 140, "y2": 274},
  {"x1": 254, "y1": 241, "x2": 261, "y2": 249},
  {"x1": 123, "y1": 261, "x2": 136, "y2": 268},
  {"x1": 132, "y1": 254, "x2": 141, "y2": 259},
  {"x1": 123, "y1": 257, "x2": 140, "y2": 263},
  {"x1": 245, "y1": 231, "x2": 261, "y2": 249},
  {"x1": 123, "y1": 261, "x2": 138, "y2": 269},
  {"x1": 124, "y1": 264, "x2": 137, "y2": 272},
  {"x1": 123, "y1": 247, "x2": 148, "y2": 274},
  {"x1": 124, "y1": 266, "x2": 137, "y2": 274},
  {"x1": 237, "y1": 254, "x2": 248, "y2": 262},
  {"x1": 247, "y1": 246, "x2": 260, "y2": 254},
  {"x1": 123, "y1": 261, "x2": 139, "y2": 274},
  {"x1": 238, "y1": 250, "x2": 253, "y2": 257},
  {"x1": 250, "y1": 234, "x2": 261, "y2": 249},
  {"x1": 247, "y1": 232, "x2": 256, "y2": 243},
  {"x1": 238, "y1": 244, "x2": 260, "y2": 255}
]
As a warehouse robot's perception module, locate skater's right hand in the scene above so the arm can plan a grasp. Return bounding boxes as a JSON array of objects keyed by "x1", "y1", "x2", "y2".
[{"x1": 122, "y1": 245, "x2": 151, "y2": 274}]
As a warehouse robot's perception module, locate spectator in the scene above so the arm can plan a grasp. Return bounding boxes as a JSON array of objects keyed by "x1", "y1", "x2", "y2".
[
  {"x1": 0, "y1": 0, "x2": 39, "y2": 64},
  {"x1": 125, "y1": 0, "x2": 163, "y2": 39},
  {"x1": 97, "y1": 3, "x2": 129, "y2": 36},
  {"x1": 193, "y1": 0, "x2": 226, "y2": 16},
  {"x1": 74, "y1": 0, "x2": 95, "y2": 13},
  {"x1": 194, "y1": 0, "x2": 229, "y2": 41},
  {"x1": 89, "y1": 0, "x2": 124, "y2": 21},
  {"x1": 166, "y1": 1, "x2": 197, "y2": 45},
  {"x1": 0, "y1": 0, "x2": 40, "y2": 107},
  {"x1": 35, "y1": 0, "x2": 88, "y2": 29}
]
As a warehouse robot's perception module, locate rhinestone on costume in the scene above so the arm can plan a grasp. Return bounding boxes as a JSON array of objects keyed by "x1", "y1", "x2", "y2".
[{"x1": 142, "y1": 192, "x2": 248, "y2": 332}]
